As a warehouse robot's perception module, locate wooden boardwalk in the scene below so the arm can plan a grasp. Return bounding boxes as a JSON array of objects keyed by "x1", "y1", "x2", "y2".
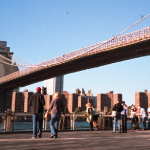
[{"x1": 0, "y1": 130, "x2": 150, "y2": 150}]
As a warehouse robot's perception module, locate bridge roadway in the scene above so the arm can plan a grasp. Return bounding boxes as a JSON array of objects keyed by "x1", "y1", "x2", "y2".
[
  {"x1": 0, "y1": 27, "x2": 150, "y2": 90},
  {"x1": 0, "y1": 130, "x2": 150, "y2": 149}
]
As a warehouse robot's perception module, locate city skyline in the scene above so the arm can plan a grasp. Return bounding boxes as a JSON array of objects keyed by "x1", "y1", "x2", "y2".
[{"x1": 1, "y1": 0, "x2": 150, "y2": 106}]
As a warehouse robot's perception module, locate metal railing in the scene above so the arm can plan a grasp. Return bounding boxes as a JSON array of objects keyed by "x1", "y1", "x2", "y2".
[{"x1": 0, "y1": 110, "x2": 147, "y2": 132}]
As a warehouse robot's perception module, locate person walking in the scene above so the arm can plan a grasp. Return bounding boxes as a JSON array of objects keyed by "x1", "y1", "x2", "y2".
[
  {"x1": 29, "y1": 87, "x2": 45, "y2": 138},
  {"x1": 147, "y1": 104, "x2": 150, "y2": 130},
  {"x1": 91, "y1": 105, "x2": 98, "y2": 131},
  {"x1": 138, "y1": 106, "x2": 147, "y2": 130},
  {"x1": 121, "y1": 104, "x2": 127, "y2": 133},
  {"x1": 85, "y1": 103, "x2": 94, "y2": 131},
  {"x1": 130, "y1": 107, "x2": 134, "y2": 130},
  {"x1": 49, "y1": 92, "x2": 65, "y2": 138},
  {"x1": 112, "y1": 99, "x2": 123, "y2": 133}
]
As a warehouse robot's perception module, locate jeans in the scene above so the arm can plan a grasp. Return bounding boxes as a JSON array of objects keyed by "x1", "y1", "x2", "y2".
[
  {"x1": 32, "y1": 113, "x2": 43, "y2": 138},
  {"x1": 50, "y1": 114, "x2": 61, "y2": 138},
  {"x1": 131, "y1": 118, "x2": 133, "y2": 129},
  {"x1": 142, "y1": 117, "x2": 146, "y2": 130},
  {"x1": 122, "y1": 115, "x2": 127, "y2": 133},
  {"x1": 113, "y1": 112, "x2": 121, "y2": 133}
]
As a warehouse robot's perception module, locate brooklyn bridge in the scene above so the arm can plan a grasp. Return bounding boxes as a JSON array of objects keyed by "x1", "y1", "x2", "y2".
[{"x1": 0, "y1": 26, "x2": 150, "y2": 91}]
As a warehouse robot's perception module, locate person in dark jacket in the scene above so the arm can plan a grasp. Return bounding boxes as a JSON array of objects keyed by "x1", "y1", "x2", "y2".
[
  {"x1": 29, "y1": 87, "x2": 45, "y2": 138},
  {"x1": 121, "y1": 104, "x2": 127, "y2": 133},
  {"x1": 112, "y1": 99, "x2": 123, "y2": 133},
  {"x1": 49, "y1": 92, "x2": 65, "y2": 138}
]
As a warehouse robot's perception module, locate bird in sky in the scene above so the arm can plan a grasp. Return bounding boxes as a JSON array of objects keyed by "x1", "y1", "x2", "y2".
[{"x1": 65, "y1": 12, "x2": 68, "y2": 14}]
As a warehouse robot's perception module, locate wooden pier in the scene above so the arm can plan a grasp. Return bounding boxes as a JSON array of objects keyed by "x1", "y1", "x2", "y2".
[{"x1": 0, "y1": 130, "x2": 150, "y2": 150}]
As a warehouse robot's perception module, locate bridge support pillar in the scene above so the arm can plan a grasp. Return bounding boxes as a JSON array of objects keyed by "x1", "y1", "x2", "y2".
[{"x1": 0, "y1": 90, "x2": 13, "y2": 123}]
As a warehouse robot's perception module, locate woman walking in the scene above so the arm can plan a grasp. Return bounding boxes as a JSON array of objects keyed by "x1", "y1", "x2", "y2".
[{"x1": 49, "y1": 92, "x2": 65, "y2": 138}]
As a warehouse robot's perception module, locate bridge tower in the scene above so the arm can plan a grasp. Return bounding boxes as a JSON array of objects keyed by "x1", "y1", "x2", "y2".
[{"x1": 0, "y1": 41, "x2": 19, "y2": 115}]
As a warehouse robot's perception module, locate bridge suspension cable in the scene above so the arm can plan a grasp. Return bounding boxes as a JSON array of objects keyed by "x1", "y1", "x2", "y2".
[
  {"x1": 12, "y1": 55, "x2": 33, "y2": 66},
  {"x1": 113, "y1": 13, "x2": 150, "y2": 38},
  {"x1": 0, "y1": 54, "x2": 31, "y2": 68}
]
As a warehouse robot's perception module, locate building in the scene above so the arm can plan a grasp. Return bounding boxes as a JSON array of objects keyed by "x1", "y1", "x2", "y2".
[
  {"x1": 97, "y1": 91, "x2": 122, "y2": 112},
  {"x1": 44, "y1": 75, "x2": 64, "y2": 95},
  {"x1": 0, "y1": 41, "x2": 19, "y2": 115},
  {"x1": 135, "y1": 90, "x2": 148, "y2": 111},
  {"x1": 0, "y1": 41, "x2": 19, "y2": 78}
]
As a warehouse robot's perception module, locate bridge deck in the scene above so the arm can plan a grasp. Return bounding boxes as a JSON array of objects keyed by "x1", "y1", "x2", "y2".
[{"x1": 0, "y1": 130, "x2": 150, "y2": 150}]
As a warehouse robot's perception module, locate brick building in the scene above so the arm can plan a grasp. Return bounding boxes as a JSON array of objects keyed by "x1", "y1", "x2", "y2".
[
  {"x1": 67, "y1": 93, "x2": 78, "y2": 113},
  {"x1": 12, "y1": 92, "x2": 24, "y2": 112},
  {"x1": 78, "y1": 96, "x2": 88, "y2": 111},
  {"x1": 97, "y1": 91, "x2": 122, "y2": 112},
  {"x1": 135, "y1": 90, "x2": 148, "y2": 111},
  {"x1": 0, "y1": 90, "x2": 13, "y2": 113},
  {"x1": 44, "y1": 94, "x2": 52, "y2": 110},
  {"x1": 11, "y1": 91, "x2": 34, "y2": 112}
]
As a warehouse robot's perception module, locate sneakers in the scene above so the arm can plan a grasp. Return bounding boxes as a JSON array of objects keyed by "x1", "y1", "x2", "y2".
[{"x1": 32, "y1": 137, "x2": 36, "y2": 139}]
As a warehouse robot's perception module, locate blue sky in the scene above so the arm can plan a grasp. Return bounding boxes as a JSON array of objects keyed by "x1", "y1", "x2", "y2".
[{"x1": 1, "y1": 0, "x2": 150, "y2": 106}]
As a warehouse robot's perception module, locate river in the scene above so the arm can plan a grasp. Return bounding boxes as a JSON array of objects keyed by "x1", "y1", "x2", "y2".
[{"x1": 0, "y1": 121, "x2": 148, "y2": 132}]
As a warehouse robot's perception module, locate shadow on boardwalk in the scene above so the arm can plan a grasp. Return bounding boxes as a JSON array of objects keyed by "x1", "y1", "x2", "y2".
[{"x1": 0, "y1": 130, "x2": 150, "y2": 150}]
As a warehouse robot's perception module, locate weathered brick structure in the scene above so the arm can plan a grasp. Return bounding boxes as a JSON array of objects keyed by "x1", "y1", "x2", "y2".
[
  {"x1": 78, "y1": 96, "x2": 87, "y2": 111},
  {"x1": 97, "y1": 91, "x2": 122, "y2": 112},
  {"x1": 44, "y1": 94, "x2": 52, "y2": 110},
  {"x1": 135, "y1": 90, "x2": 148, "y2": 111},
  {"x1": 68, "y1": 93, "x2": 78, "y2": 113},
  {"x1": 0, "y1": 90, "x2": 12, "y2": 113}
]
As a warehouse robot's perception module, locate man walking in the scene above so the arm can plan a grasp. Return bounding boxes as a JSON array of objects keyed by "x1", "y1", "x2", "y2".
[
  {"x1": 29, "y1": 87, "x2": 45, "y2": 138},
  {"x1": 138, "y1": 106, "x2": 147, "y2": 130}
]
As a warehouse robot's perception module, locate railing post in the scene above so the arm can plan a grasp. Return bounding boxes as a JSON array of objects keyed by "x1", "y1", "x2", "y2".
[
  {"x1": 43, "y1": 115, "x2": 47, "y2": 131},
  {"x1": 62, "y1": 116, "x2": 65, "y2": 130},
  {"x1": 99, "y1": 114, "x2": 102, "y2": 129},
  {"x1": 70, "y1": 114, "x2": 73, "y2": 130},
  {"x1": 45, "y1": 118, "x2": 47, "y2": 130},
  {"x1": 12, "y1": 112, "x2": 15, "y2": 132},
  {"x1": 73, "y1": 112, "x2": 75, "y2": 130},
  {"x1": 43, "y1": 116, "x2": 45, "y2": 131},
  {"x1": 3, "y1": 111, "x2": 7, "y2": 132},
  {"x1": 6, "y1": 109, "x2": 12, "y2": 132}
]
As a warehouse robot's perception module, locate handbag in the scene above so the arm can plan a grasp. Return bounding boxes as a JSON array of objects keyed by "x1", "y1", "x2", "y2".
[
  {"x1": 112, "y1": 111, "x2": 117, "y2": 117},
  {"x1": 44, "y1": 111, "x2": 51, "y2": 119}
]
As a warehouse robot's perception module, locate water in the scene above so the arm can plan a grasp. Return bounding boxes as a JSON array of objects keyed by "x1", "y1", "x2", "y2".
[{"x1": 0, "y1": 121, "x2": 148, "y2": 132}]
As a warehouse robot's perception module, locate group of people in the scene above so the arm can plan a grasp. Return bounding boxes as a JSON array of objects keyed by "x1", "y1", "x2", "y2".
[
  {"x1": 130, "y1": 105, "x2": 150, "y2": 130},
  {"x1": 112, "y1": 99, "x2": 150, "y2": 133},
  {"x1": 29, "y1": 87, "x2": 65, "y2": 139},
  {"x1": 85, "y1": 103, "x2": 99, "y2": 131},
  {"x1": 29, "y1": 87, "x2": 150, "y2": 138},
  {"x1": 112, "y1": 99, "x2": 127, "y2": 133}
]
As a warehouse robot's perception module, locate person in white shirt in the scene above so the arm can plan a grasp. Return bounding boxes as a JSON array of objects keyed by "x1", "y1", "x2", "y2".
[
  {"x1": 147, "y1": 104, "x2": 150, "y2": 130},
  {"x1": 138, "y1": 106, "x2": 147, "y2": 130},
  {"x1": 130, "y1": 107, "x2": 136, "y2": 129}
]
